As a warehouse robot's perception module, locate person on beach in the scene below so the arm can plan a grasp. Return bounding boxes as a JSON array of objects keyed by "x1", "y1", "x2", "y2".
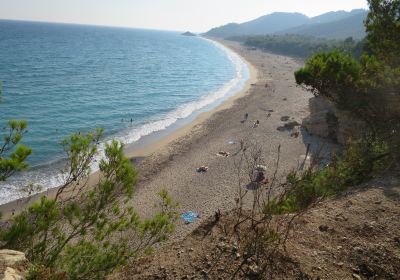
[
  {"x1": 244, "y1": 113, "x2": 248, "y2": 120},
  {"x1": 253, "y1": 120, "x2": 260, "y2": 128},
  {"x1": 196, "y1": 166, "x2": 208, "y2": 173}
]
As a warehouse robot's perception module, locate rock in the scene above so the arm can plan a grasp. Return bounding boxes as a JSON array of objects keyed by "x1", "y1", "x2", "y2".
[
  {"x1": 0, "y1": 250, "x2": 26, "y2": 267},
  {"x1": 0, "y1": 250, "x2": 27, "y2": 280},
  {"x1": 303, "y1": 96, "x2": 367, "y2": 144},
  {"x1": 217, "y1": 242, "x2": 227, "y2": 251},
  {"x1": 319, "y1": 225, "x2": 329, "y2": 232},
  {"x1": 359, "y1": 263, "x2": 374, "y2": 277},
  {"x1": 181, "y1": 31, "x2": 196, "y2": 36},
  {"x1": 353, "y1": 246, "x2": 363, "y2": 253},
  {"x1": 352, "y1": 267, "x2": 360, "y2": 273},
  {"x1": 352, "y1": 273, "x2": 362, "y2": 280},
  {"x1": 3, "y1": 267, "x2": 24, "y2": 280},
  {"x1": 302, "y1": 96, "x2": 335, "y2": 138},
  {"x1": 248, "y1": 264, "x2": 262, "y2": 275}
]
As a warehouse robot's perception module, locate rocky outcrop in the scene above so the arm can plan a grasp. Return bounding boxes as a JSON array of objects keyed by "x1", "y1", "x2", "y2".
[
  {"x1": 0, "y1": 250, "x2": 27, "y2": 280},
  {"x1": 181, "y1": 31, "x2": 196, "y2": 36},
  {"x1": 302, "y1": 96, "x2": 336, "y2": 139},
  {"x1": 302, "y1": 96, "x2": 366, "y2": 145}
]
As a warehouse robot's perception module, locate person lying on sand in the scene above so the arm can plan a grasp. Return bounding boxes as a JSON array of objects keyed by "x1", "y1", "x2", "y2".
[
  {"x1": 291, "y1": 127, "x2": 300, "y2": 138},
  {"x1": 216, "y1": 151, "x2": 230, "y2": 157},
  {"x1": 241, "y1": 113, "x2": 249, "y2": 124},
  {"x1": 253, "y1": 120, "x2": 260, "y2": 128},
  {"x1": 196, "y1": 166, "x2": 208, "y2": 173},
  {"x1": 252, "y1": 169, "x2": 270, "y2": 185}
]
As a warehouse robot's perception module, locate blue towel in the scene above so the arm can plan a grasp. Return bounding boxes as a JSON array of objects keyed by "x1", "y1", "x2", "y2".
[{"x1": 181, "y1": 211, "x2": 199, "y2": 224}]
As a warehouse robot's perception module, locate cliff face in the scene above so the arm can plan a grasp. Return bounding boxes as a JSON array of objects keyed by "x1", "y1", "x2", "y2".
[
  {"x1": 302, "y1": 96, "x2": 366, "y2": 145},
  {"x1": 0, "y1": 250, "x2": 27, "y2": 280},
  {"x1": 303, "y1": 89, "x2": 400, "y2": 145}
]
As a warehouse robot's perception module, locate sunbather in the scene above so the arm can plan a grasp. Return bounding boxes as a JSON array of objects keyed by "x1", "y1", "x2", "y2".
[
  {"x1": 216, "y1": 151, "x2": 230, "y2": 157},
  {"x1": 196, "y1": 166, "x2": 209, "y2": 173}
]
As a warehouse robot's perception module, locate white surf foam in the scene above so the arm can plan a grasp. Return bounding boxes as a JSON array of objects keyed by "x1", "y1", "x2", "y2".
[{"x1": 0, "y1": 38, "x2": 249, "y2": 205}]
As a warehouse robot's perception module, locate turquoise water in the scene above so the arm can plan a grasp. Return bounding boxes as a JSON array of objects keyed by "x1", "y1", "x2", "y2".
[{"x1": 0, "y1": 20, "x2": 249, "y2": 204}]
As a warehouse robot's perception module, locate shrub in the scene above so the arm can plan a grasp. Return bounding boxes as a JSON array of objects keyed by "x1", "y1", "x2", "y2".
[
  {"x1": 294, "y1": 51, "x2": 361, "y2": 103},
  {"x1": 0, "y1": 120, "x2": 32, "y2": 181},
  {"x1": 0, "y1": 130, "x2": 177, "y2": 279}
]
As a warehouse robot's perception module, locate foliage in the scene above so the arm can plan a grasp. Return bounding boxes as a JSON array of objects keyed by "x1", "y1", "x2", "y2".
[
  {"x1": 0, "y1": 84, "x2": 32, "y2": 181},
  {"x1": 295, "y1": 0, "x2": 400, "y2": 168},
  {"x1": 0, "y1": 130, "x2": 177, "y2": 279},
  {"x1": 365, "y1": 0, "x2": 400, "y2": 67},
  {"x1": 211, "y1": 135, "x2": 387, "y2": 278},
  {"x1": 0, "y1": 119, "x2": 32, "y2": 181},
  {"x1": 229, "y1": 34, "x2": 365, "y2": 59},
  {"x1": 201, "y1": 128, "x2": 390, "y2": 278},
  {"x1": 281, "y1": 139, "x2": 389, "y2": 213},
  {"x1": 294, "y1": 51, "x2": 361, "y2": 103}
]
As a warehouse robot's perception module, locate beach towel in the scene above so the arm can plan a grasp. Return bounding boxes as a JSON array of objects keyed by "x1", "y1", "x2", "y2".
[{"x1": 181, "y1": 211, "x2": 200, "y2": 224}]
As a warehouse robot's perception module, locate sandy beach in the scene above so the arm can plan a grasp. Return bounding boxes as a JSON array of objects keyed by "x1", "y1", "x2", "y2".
[
  {"x1": 119, "y1": 39, "x2": 330, "y2": 240},
  {"x1": 0, "y1": 39, "x2": 328, "y2": 241}
]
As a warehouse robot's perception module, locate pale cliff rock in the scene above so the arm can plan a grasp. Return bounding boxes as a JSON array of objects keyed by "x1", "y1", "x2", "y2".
[
  {"x1": 0, "y1": 250, "x2": 27, "y2": 280},
  {"x1": 303, "y1": 96, "x2": 366, "y2": 144}
]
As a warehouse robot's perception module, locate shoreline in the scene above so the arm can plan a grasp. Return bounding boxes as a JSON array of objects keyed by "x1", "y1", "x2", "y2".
[
  {"x1": 125, "y1": 38, "x2": 258, "y2": 158},
  {"x1": 0, "y1": 38, "x2": 257, "y2": 217},
  {"x1": 0, "y1": 39, "x2": 333, "y2": 244}
]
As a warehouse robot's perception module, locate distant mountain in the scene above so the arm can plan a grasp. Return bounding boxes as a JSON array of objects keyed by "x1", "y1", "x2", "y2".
[
  {"x1": 277, "y1": 10, "x2": 368, "y2": 39},
  {"x1": 204, "y1": 9, "x2": 368, "y2": 39},
  {"x1": 308, "y1": 9, "x2": 366, "y2": 24},
  {"x1": 205, "y1": 12, "x2": 309, "y2": 38}
]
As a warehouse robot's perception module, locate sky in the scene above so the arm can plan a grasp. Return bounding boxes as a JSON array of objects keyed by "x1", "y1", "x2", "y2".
[{"x1": 0, "y1": 0, "x2": 369, "y2": 32}]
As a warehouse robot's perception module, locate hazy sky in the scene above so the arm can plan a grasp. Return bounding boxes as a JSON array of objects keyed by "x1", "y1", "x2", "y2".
[{"x1": 0, "y1": 0, "x2": 369, "y2": 32}]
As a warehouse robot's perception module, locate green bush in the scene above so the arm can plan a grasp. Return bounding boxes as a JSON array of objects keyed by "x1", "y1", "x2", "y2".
[
  {"x1": 0, "y1": 130, "x2": 177, "y2": 279},
  {"x1": 281, "y1": 139, "x2": 389, "y2": 213},
  {"x1": 0, "y1": 120, "x2": 32, "y2": 181},
  {"x1": 294, "y1": 51, "x2": 361, "y2": 103},
  {"x1": 229, "y1": 34, "x2": 364, "y2": 59}
]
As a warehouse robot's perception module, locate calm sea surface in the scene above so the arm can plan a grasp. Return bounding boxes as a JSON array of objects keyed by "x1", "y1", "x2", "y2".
[{"x1": 0, "y1": 20, "x2": 249, "y2": 204}]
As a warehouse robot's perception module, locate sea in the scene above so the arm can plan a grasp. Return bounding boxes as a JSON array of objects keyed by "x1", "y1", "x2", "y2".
[{"x1": 0, "y1": 20, "x2": 249, "y2": 205}]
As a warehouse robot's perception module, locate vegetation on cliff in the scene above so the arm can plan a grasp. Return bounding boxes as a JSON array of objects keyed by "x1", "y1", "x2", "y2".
[
  {"x1": 0, "y1": 130, "x2": 177, "y2": 279},
  {"x1": 0, "y1": 0, "x2": 398, "y2": 279},
  {"x1": 230, "y1": 34, "x2": 365, "y2": 59},
  {"x1": 295, "y1": 0, "x2": 400, "y2": 169}
]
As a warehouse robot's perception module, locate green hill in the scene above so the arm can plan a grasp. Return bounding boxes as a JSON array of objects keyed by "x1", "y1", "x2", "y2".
[
  {"x1": 277, "y1": 10, "x2": 367, "y2": 39},
  {"x1": 205, "y1": 9, "x2": 368, "y2": 39}
]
